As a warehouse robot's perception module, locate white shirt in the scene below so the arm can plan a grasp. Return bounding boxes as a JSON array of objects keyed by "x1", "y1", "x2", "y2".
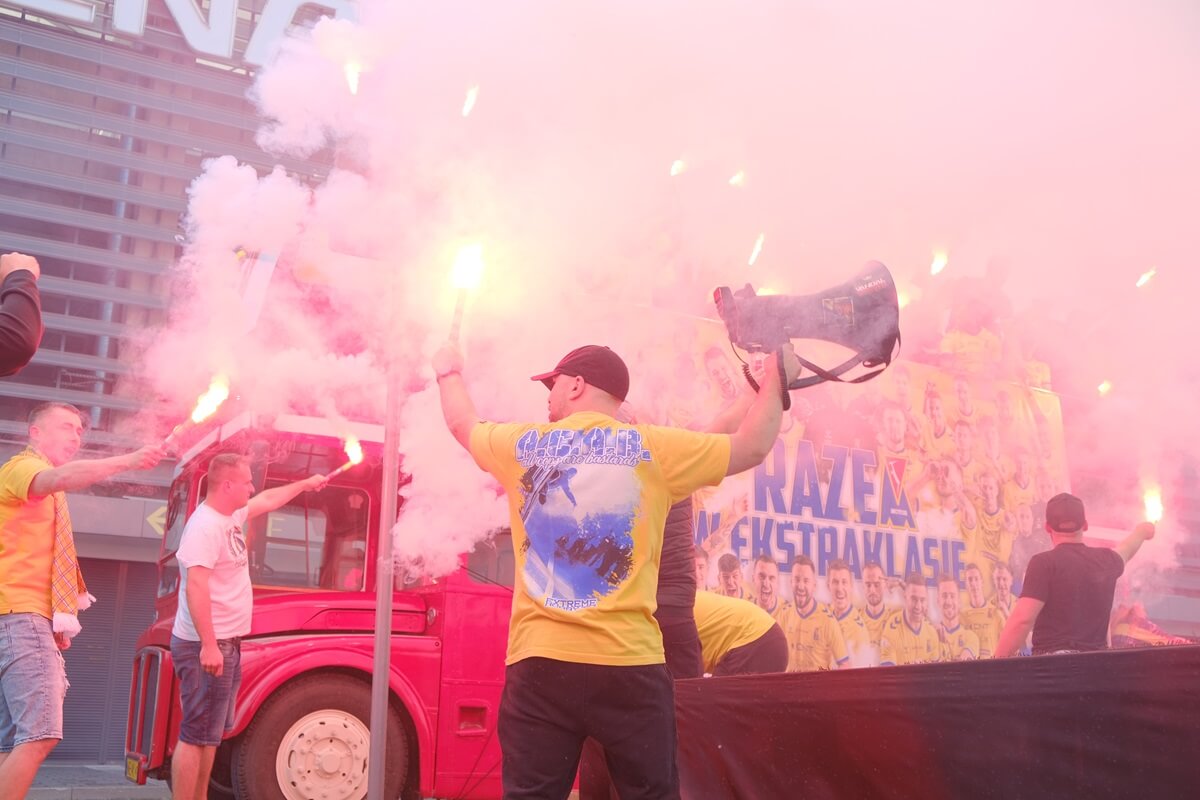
[{"x1": 172, "y1": 503, "x2": 253, "y2": 641}]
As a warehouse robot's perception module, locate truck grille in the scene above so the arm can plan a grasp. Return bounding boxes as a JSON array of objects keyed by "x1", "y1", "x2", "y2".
[{"x1": 126, "y1": 647, "x2": 171, "y2": 769}]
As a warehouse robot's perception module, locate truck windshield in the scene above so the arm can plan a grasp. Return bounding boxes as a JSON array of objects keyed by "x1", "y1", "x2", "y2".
[{"x1": 245, "y1": 484, "x2": 370, "y2": 590}]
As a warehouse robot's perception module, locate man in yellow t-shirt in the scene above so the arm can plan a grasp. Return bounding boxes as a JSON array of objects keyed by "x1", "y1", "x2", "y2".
[
  {"x1": 919, "y1": 388, "x2": 955, "y2": 460},
  {"x1": 859, "y1": 561, "x2": 894, "y2": 654},
  {"x1": 961, "y1": 562, "x2": 1003, "y2": 658},
  {"x1": 876, "y1": 400, "x2": 922, "y2": 470},
  {"x1": 990, "y1": 562, "x2": 1017, "y2": 625},
  {"x1": 433, "y1": 341, "x2": 800, "y2": 799},
  {"x1": 693, "y1": 591, "x2": 787, "y2": 675},
  {"x1": 1005, "y1": 449, "x2": 1037, "y2": 513},
  {"x1": 716, "y1": 552, "x2": 746, "y2": 599},
  {"x1": 879, "y1": 573, "x2": 942, "y2": 666},
  {"x1": 966, "y1": 469, "x2": 1014, "y2": 590},
  {"x1": 827, "y1": 559, "x2": 870, "y2": 667},
  {"x1": 694, "y1": 546, "x2": 709, "y2": 591},
  {"x1": 749, "y1": 553, "x2": 789, "y2": 621},
  {"x1": 0, "y1": 402, "x2": 163, "y2": 796},
  {"x1": 937, "y1": 572, "x2": 979, "y2": 660},
  {"x1": 780, "y1": 555, "x2": 848, "y2": 672}
]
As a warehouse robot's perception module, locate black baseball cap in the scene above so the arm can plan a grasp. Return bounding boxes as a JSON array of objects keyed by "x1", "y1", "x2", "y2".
[
  {"x1": 530, "y1": 345, "x2": 630, "y2": 401},
  {"x1": 1045, "y1": 493, "x2": 1087, "y2": 533}
]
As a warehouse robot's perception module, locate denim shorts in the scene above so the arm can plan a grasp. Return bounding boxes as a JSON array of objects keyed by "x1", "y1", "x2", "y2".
[
  {"x1": 0, "y1": 612, "x2": 69, "y2": 751},
  {"x1": 170, "y1": 635, "x2": 242, "y2": 747}
]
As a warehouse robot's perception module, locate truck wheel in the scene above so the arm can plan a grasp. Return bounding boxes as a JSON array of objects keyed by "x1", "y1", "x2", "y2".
[{"x1": 231, "y1": 674, "x2": 407, "y2": 800}]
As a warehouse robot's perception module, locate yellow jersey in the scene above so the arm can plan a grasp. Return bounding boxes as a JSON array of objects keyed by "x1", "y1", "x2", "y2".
[
  {"x1": 833, "y1": 605, "x2": 871, "y2": 666},
  {"x1": 940, "y1": 623, "x2": 980, "y2": 661},
  {"x1": 469, "y1": 412, "x2": 730, "y2": 666},
  {"x1": 781, "y1": 602, "x2": 848, "y2": 672},
  {"x1": 879, "y1": 613, "x2": 942, "y2": 666},
  {"x1": 961, "y1": 600, "x2": 1003, "y2": 659},
  {"x1": 0, "y1": 450, "x2": 57, "y2": 618},
  {"x1": 1004, "y1": 476, "x2": 1036, "y2": 511},
  {"x1": 966, "y1": 504, "x2": 1013, "y2": 590},
  {"x1": 693, "y1": 591, "x2": 778, "y2": 674},
  {"x1": 861, "y1": 605, "x2": 894, "y2": 648},
  {"x1": 990, "y1": 593, "x2": 1016, "y2": 627}
]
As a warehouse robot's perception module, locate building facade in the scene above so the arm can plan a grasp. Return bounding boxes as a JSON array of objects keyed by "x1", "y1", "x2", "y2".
[{"x1": 0, "y1": 0, "x2": 341, "y2": 761}]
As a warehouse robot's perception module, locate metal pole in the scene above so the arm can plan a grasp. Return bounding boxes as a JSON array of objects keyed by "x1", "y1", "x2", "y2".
[{"x1": 367, "y1": 352, "x2": 401, "y2": 799}]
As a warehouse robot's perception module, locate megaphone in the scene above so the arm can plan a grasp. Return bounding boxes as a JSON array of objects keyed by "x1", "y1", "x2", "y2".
[{"x1": 713, "y1": 260, "x2": 901, "y2": 391}]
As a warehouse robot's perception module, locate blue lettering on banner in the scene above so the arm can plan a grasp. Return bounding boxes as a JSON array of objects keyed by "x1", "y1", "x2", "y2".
[
  {"x1": 817, "y1": 526, "x2": 838, "y2": 574},
  {"x1": 851, "y1": 449, "x2": 878, "y2": 525},
  {"x1": 822, "y1": 445, "x2": 849, "y2": 521},
  {"x1": 789, "y1": 440, "x2": 824, "y2": 517},
  {"x1": 755, "y1": 441, "x2": 788, "y2": 514},
  {"x1": 700, "y1": 514, "x2": 964, "y2": 583},
  {"x1": 705, "y1": 443, "x2": 953, "y2": 580},
  {"x1": 695, "y1": 511, "x2": 721, "y2": 546}
]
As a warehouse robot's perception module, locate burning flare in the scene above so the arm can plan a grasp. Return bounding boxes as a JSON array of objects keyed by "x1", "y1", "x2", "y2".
[
  {"x1": 1136, "y1": 268, "x2": 1157, "y2": 289},
  {"x1": 452, "y1": 244, "x2": 485, "y2": 290},
  {"x1": 930, "y1": 251, "x2": 949, "y2": 276},
  {"x1": 1143, "y1": 486, "x2": 1163, "y2": 524},
  {"x1": 344, "y1": 62, "x2": 362, "y2": 95},
  {"x1": 462, "y1": 85, "x2": 480, "y2": 117},
  {"x1": 164, "y1": 375, "x2": 230, "y2": 450},
  {"x1": 729, "y1": 170, "x2": 747, "y2": 187},
  {"x1": 327, "y1": 435, "x2": 364, "y2": 479},
  {"x1": 669, "y1": 159, "x2": 687, "y2": 177},
  {"x1": 450, "y1": 244, "x2": 486, "y2": 342},
  {"x1": 190, "y1": 376, "x2": 230, "y2": 424},
  {"x1": 1098, "y1": 380, "x2": 1113, "y2": 396},
  {"x1": 748, "y1": 233, "x2": 766, "y2": 266}
]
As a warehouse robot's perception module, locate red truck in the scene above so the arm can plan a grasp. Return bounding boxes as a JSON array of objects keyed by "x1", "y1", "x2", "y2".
[{"x1": 124, "y1": 412, "x2": 514, "y2": 799}]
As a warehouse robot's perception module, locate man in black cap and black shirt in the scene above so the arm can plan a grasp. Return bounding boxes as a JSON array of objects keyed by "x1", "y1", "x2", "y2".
[{"x1": 995, "y1": 493, "x2": 1155, "y2": 657}]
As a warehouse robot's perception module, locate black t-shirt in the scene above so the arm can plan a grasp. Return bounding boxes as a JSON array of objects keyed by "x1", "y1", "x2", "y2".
[
  {"x1": 656, "y1": 497, "x2": 696, "y2": 610},
  {"x1": 1021, "y1": 543, "x2": 1124, "y2": 654}
]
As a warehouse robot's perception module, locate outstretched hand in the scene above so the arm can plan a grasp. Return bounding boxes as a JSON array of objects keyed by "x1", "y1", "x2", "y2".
[
  {"x1": 1134, "y1": 521, "x2": 1155, "y2": 540},
  {"x1": 302, "y1": 474, "x2": 329, "y2": 492},
  {"x1": 433, "y1": 343, "x2": 465, "y2": 378},
  {"x1": 128, "y1": 443, "x2": 168, "y2": 471},
  {"x1": 0, "y1": 252, "x2": 40, "y2": 282}
]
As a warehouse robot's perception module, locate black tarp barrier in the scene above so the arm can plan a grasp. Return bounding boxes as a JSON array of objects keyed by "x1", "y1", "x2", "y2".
[{"x1": 673, "y1": 646, "x2": 1200, "y2": 799}]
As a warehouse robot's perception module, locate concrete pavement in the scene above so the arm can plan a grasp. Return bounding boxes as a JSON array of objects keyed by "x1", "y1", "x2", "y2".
[{"x1": 29, "y1": 764, "x2": 169, "y2": 800}]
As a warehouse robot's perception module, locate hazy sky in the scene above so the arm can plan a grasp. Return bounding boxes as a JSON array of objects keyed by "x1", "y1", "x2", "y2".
[{"x1": 138, "y1": 0, "x2": 1199, "y2": 573}]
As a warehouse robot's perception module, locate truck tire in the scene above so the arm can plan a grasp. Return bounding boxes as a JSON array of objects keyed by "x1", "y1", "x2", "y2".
[
  {"x1": 231, "y1": 674, "x2": 408, "y2": 800},
  {"x1": 209, "y1": 743, "x2": 237, "y2": 798}
]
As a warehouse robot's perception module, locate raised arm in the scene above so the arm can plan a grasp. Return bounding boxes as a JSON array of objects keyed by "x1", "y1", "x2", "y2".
[
  {"x1": 433, "y1": 343, "x2": 480, "y2": 450},
  {"x1": 0, "y1": 252, "x2": 43, "y2": 376},
  {"x1": 1114, "y1": 522, "x2": 1154, "y2": 564},
  {"x1": 30, "y1": 445, "x2": 164, "y2": 497},
  {"x1": 725, "y1": 345, "x2": 800, "y2": 476},
  {"x1": 246, "y1": 474, "x2": 327, "y2": 520}
]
